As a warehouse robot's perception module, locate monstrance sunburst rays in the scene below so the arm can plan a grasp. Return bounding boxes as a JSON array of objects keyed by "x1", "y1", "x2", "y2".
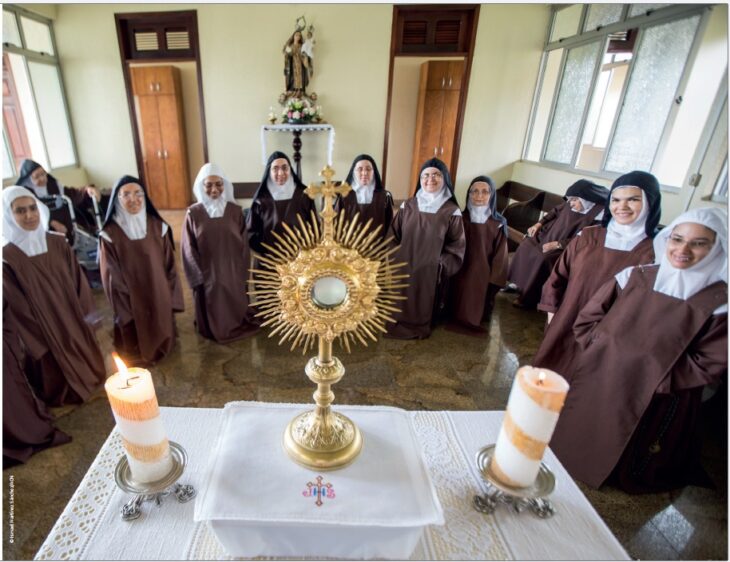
[
  {"x1": 246, "y1": 165, "x2": 409, "y2": 470},
  {"x1": 247, "y1": 182, "x2": 408, "y2": 355}
]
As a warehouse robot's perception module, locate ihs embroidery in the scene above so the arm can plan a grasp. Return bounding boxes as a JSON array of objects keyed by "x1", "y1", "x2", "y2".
[{"x1": 302, "y1": 475, "x2": 335, "y2": 506}]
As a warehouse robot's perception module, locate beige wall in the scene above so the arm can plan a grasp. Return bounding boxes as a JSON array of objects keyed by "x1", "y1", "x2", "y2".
[
  {"x1": 17, "y1": 3, "x2": 726, "y2": 222},
  {"x1": 454, "y1": 4, "x2": 550, "y2": 205},
  {"x1": 47, "y1": 3, "x2": 547, "y2": 199},
  {"x1": 51, "y1": 3, "x2": 392, "y2": 190}
]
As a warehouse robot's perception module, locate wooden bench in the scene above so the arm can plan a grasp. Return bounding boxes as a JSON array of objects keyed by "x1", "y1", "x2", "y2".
[{"x1": 496, "y1": 181, "x2": 547, "y2": 252}]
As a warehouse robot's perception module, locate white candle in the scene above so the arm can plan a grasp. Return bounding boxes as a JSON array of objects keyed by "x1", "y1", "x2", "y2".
[
  {"x1": 105, "y1": 354, "x2": 173, "y2": 483},
  {"x1": 492, "y1": 366, "x2": 569, "y2": 488}
]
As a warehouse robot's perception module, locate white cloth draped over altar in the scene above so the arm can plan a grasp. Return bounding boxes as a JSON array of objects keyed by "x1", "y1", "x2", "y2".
[{"x1": 35, "y1": 404, "x2": 628, "y2": 561}]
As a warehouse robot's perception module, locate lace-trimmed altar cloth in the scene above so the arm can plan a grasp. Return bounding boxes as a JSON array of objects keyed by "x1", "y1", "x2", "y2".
[{"x1": 35, "y1": 404, "x2": 628, "y2": 561}]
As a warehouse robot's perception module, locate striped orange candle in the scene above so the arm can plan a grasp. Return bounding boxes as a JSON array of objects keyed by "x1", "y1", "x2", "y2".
[
  {"x1": 492, "y1": 366, "x2": 569, "y2": 488},
  {"x1": 105, "y1": 354, "x2": 173, "y2": 483}
]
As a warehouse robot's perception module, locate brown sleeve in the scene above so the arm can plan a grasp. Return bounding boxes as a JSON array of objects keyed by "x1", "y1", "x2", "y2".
[
  {"x1": 2, "y1": 264, "x2": 49, "y2": 359},
  {"x1": 390, "y1": 205, "x2": 404, "y2": 245},
  {"x1": 439, "y1": 214, "x2": 466, "y2": 278},
  {"x1": 383, "y1": 192, "x2": 395, "y2": 237},
  {"x1": 163, "y1": 229, "x2": 185, "y2": 312},
  {"x1": 557, "y1": 236, "x2": 573, "y2": 250},
  {"x1": 99, "y1": 236, "x2": 134, "y2": 325},
  {"x1": 63, "y1": 186, "x2": 87, "y2": 207},
  {"x1": 489, "y1": 226, "x2": 509, "y2": 286},
  {"x1": 572, "y1": 277, "x2": 621, "y2": 349},
  {"x1": 659, "y1": 314, "x2": 728, "y2": 393},
  {"x1": 538, "y1": 234, "x2": 581, "y2": 313},
  {"x1": 540, "y1": 206, "x2": 559, "y2": 226},
  {"x1": 238, "y1": 208, "x2": 252, "y2": 267},
  {"x1": 246, "y1": 199, "x2": 265, "y2": 255},
  {"x1": 62, "y1": 237, "x2": 96, "y2": 319},
  {"x1": 181, "y1": 211, "x2": 204, "y2": 289}
]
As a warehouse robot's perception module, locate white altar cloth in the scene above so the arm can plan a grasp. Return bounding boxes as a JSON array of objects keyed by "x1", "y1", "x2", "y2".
[
  {"x1": 35, "y1": 404, "x2": 629, "y2": 561},
  {"x1": 196, "y1": 403, "x2": 443, "y2": 559}
]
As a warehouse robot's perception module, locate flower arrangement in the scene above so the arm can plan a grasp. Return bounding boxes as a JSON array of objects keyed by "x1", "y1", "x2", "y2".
[{"x1": 280, "y1": 97, "x2": 323, "y2": 124}]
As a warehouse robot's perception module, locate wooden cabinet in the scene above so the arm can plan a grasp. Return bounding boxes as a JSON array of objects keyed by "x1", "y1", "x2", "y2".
[
  {"x1": 425, "y1": 61, "x2": 463, "y2": 91},
  {"x1": 410, "y1": 60, "x2": 465, "y2": 193},
  {"x1": 130, "y1": 65, "x2": 189, "y2": 209}
]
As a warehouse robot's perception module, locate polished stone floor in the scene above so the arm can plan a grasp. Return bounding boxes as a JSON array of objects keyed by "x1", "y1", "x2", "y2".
[{"x1": 3, "y1": 210, "x2": 727, "y2": 560}]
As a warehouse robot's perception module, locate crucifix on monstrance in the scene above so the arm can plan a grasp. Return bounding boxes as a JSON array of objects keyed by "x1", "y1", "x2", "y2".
[{"x1": 248, "y1": 165, "x2": 409, "y2": 470}]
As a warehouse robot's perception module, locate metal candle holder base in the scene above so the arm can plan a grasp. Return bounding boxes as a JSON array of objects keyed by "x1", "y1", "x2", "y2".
[
  {"x1": 472, "y1": 444, "x2": 556, "y2": 519},
  {"x1": 114, "y1": 441, "x2": 196, "y2": 521}
]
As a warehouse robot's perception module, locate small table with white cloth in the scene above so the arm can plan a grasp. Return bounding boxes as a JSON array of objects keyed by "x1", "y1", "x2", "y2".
[
  {"x1": 35, "y1": 403, "x2": 629, "y2": 560},
  {"x1": 260, "y1": 124, "x2": 335, "y2": 179}
]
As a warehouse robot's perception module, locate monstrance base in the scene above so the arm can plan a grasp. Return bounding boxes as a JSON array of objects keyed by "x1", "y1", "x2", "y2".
[{"x1": 283, "y1": 409, "x2": 363, "y2": 471}]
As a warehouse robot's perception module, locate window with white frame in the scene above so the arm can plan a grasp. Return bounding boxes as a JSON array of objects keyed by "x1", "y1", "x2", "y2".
[
  {"x1": 2, "y1": 5, "x2": 77, "y2": 180},
  {"x1": 524, "y1": 4, "x2": 728, "y2": 190}
]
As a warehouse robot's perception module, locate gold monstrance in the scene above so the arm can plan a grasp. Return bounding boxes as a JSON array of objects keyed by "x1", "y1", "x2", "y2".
[{"x1": 249, "y1": 166, "x2": 408, "y2": 470}]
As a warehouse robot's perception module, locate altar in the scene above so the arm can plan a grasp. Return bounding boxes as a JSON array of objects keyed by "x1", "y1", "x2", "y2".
[{"x1": 35, "y1": 403, "x2": 628, "y2": 560}]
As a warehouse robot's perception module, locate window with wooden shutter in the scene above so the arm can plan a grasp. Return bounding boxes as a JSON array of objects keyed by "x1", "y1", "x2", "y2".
[
  {"x1": 116, "y1": 11, "x2": 197, "y2": 61},
  {"x1": 394, "y1": 6, "x2": 476, "y2": 55}
]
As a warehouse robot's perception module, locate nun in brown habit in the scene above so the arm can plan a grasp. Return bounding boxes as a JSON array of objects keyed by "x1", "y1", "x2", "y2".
[
  {"x1": 98, "y1": 176, "x2": 184, "y2": 366},
  {"x1": 182, "y1": 163, "x2": 258, "y2": 343},
  {"x1": 16, "y1": 158, "x2": 102, "y2": 242},
  {"x1": 336, "y1": 154, "x2": 394, "y2": 237},
  {"x1": 447, "y1": 176, "x2": 508, "y2": 332},
  {"x1": 508, "y1": 179, "x2": 608, "y2": 309},
  {"x1": 4, "y1": 297, "x2": 71, "y2": 467},
  {"x1": 532, "y1": 171, "x2": 661, "y2": 382},
  {"x1": 387, "y1": 158, "x2": 466, "y2": 339},
  {"x1": 246, "y1": 151, "x2": 317, "y2": 258},
  {"x1": 2, "y1": 186, "x2": 105, "y2": 406},
  {"x1": 550, "y1": 207, "x2": 727, "y2": 493}
]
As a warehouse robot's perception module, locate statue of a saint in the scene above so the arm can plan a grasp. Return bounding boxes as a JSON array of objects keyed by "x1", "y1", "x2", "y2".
[{"x1": 283, "y1": 29, "x2": 311, "y2": 96}]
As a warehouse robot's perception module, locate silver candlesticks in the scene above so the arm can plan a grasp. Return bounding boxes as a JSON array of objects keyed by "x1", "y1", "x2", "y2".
[
  {"x1": 114, "y1": 441, "x2": 196, "y2": 521},
  {"x1": 472, "y1": 444, "x2": 556, "y2": 518}
]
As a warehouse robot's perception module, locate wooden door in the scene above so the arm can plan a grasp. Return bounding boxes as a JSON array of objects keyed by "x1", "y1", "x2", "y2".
[
  {"x1": 425, "y1": 61, "x2": 450, "y2": 91},
  {"x1": 151, "y1": 66, "x2": 176, "y2": 95},
  {"x1": 2, "y1": 53, "x2": 32, "y2": 170},
  {"x1": 131, "y1": 66, "x2": 176, "y2": 96},
  {"x1": 410, "y1": 88, "x2": 446, "y2": 193},
  {"x1": 446, "y1": 61, "x2": 464, "y2": 90},
  {"x1": 438, "y1": 90, "x2": 460, "y2": 170},
  {"x1": 136, "y1": 95, "x2": 168, "y2": 208},
  {"x1": 131, "y1": 66, "x2": 156, "y2": 96},
  {"x1": 157, "y1": 94, "x2": 189, "y2": 209}
]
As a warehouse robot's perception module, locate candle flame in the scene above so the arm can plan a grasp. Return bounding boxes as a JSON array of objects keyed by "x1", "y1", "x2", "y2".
[
  {"x1": 537, "y1": 371, "x2": 546, "y2": 385},
  {"x1": 112, "y1": 353, "x2": 130, "y2": 385}
]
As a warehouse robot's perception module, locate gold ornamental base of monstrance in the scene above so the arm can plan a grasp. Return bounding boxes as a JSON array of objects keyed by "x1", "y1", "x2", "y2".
[{"x1": 248, "y1": 166, "x2": 408, "y2": 470}]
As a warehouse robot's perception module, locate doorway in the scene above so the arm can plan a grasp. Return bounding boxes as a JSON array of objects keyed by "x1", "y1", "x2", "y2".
[
  {"x1": 381, "y1": 5, "x2": 479, "y2": 201},
  {"x1": 115, "y1": 10, "x2": 207, "y2": 210}
]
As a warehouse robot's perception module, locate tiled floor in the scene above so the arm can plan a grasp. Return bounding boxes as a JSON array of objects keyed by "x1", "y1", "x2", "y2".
[{"x1": 3, "y1": 210, "x2": 727, "y2": 560}]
